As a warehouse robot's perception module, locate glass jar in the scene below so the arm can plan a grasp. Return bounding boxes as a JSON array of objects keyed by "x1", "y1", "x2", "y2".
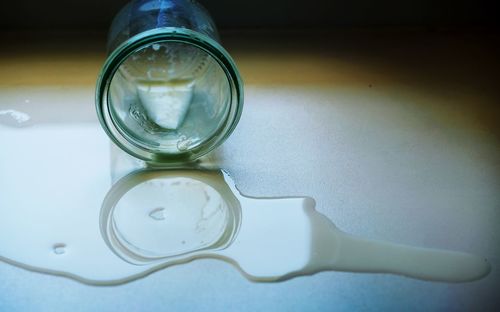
[{"x1": 96, "y1": 0, "x2": 243, "y2": 163}]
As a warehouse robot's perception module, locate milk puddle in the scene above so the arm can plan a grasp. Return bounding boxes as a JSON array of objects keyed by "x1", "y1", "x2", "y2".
[{"x1": 0, "y1": 108, "x2": 490, "y2": 285}]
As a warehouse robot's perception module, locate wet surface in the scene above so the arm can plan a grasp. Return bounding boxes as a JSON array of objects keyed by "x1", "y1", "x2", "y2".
[
  {"x1": 0, "y1": 86, "x2": 497, "y2": 287},
  {"x1": 0, "y1": 150, "x2": 490, "y2": 285},
  {"x1": 0, "y1": 32, "x2": 499, "y2": 310}
]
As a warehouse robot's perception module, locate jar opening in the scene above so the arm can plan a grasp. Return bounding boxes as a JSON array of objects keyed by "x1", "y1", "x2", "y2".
[
  {"x1": 109, "y1": 40, "x2": 231, "y2": 154},
  {"x1": 96, "y1": 28, "x2": 243, "y2": 163}
]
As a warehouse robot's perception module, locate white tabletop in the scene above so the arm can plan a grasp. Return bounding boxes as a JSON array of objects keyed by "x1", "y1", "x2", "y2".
[{"x1": 0, "y1": 31, "x2": 498, "y2": 311}]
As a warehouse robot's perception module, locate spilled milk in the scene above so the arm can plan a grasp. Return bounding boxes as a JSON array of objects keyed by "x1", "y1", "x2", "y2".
[
  {"x1": 101, "y1": 169, "x2": 491, "y2": 283},
  {"x1": 0, "y1": 106, "x2": 491, "y2": 285}
]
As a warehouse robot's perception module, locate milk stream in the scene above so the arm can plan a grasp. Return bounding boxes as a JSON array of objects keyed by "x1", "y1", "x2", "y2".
[{"x1": 0, "y1": 106, "x2": 491, "y2": 285}]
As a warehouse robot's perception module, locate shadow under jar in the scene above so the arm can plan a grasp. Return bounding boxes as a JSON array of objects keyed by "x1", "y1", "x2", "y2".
[{"x1": 96, "y1": 0, "x2": 243, "y2": 163}]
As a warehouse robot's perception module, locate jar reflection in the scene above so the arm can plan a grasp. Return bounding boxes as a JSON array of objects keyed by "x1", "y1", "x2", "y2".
[{"x1": 100, "y1": 169, "x2": 241, "y2": 264}]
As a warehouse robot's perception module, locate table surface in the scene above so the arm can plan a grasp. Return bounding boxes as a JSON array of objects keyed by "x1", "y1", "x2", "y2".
[{"x1": 0, "y1": 31, "x2": 499, "y2": 311}]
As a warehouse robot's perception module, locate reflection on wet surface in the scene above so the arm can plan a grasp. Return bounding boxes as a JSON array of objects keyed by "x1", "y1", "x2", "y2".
[
  {"x1": 0, "y1": 99, "x2": 490, "y2": 285},
  {"x1": 101, "y1": 169, "x2": 490, "y2": 283},
  {"x1": 102, "y1": 171, "x2": 240, "y2": 264}
]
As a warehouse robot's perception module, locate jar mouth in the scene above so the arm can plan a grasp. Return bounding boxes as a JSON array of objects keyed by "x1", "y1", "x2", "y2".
[{"x1": 96, "y1": 27, "x2": 243, "y2": 163}]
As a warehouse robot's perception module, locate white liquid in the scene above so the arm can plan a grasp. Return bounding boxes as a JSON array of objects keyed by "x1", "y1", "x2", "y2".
[
  {"x1": 0, "y1": 106, "x2": 491, "y2": 285},
  {"x1": 136, "y1": 80, "x2": 194, "y2": 130}
]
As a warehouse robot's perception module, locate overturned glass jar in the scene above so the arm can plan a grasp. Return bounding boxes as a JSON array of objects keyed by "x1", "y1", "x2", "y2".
[{"x1": 96, "y1": 0, "x2": 243, "y2": 163}]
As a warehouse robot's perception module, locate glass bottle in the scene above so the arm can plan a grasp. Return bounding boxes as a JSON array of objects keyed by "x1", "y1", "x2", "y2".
[{"x1": 96, "y1": 0, "x2": 243, "y2": 163}]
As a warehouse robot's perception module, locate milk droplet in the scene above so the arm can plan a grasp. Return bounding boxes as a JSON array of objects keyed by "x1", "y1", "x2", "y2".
[
  {"x1": 0, "y1": 109, "x2": 31, "y2": 123},
  {"x1": 177, "y1": 136, "x2": 192, "y2": 151},
  {"x1": 53, "y1": 243, "x2": 66, "y2": 255},
  {"x1": 149, "y1": 207, "x2": 166, "y2": 221},
  {"x1": 152, "y1": 43, "x2": 161, "y2": 51}
]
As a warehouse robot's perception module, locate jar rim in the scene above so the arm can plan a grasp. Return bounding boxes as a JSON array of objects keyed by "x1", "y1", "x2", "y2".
[{"x1": 96, "y1": 27, "x2": 244, "y2": 164}]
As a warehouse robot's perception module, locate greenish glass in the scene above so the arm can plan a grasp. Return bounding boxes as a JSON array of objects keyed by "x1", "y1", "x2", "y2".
[{"x1": 96, "y1": 0, "x2": 243, "y2": 163}]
